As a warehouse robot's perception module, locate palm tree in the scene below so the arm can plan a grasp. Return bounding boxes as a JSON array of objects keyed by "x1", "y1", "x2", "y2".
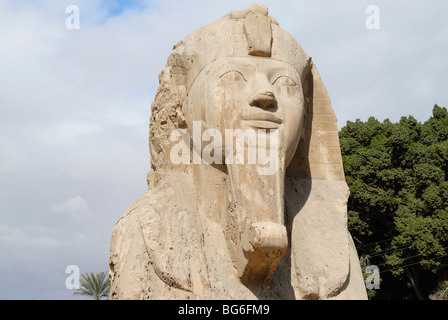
[{"x1": 73, "y1": 271, "x2": 109, "y2": 300}]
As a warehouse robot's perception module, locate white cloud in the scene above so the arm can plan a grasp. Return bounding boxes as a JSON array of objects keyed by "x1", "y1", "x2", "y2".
[
  {"x1": 0, "y1": 224, "x2": 63, "y2": 248},
  {"x1": 50, "y1": 196, "x2": 100, "y2": 222},
  {"x1": 42, "y1": 122, "x2": 103, "y2": 144},
  {"x1": 0, "y1": 137, "x2": 27, "y2": 174},
  {"x1": 105, "y1": 106, "x2": 147, "y2": 127}
]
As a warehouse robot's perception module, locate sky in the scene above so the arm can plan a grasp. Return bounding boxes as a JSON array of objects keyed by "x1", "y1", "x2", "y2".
[{"x1": 0, "y1": 0, "x2": 447, "y2": 299}]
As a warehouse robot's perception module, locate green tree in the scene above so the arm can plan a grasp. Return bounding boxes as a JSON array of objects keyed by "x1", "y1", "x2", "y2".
[
  {"x1": 430, "y1": 279, "x2": 448, "y2": 300},
  {"x1": 73, "y1": 271, "x2": 109, "y2": 300},
  {"x1": 340, "y1": 105, "x2": 448, "y2": 300}
]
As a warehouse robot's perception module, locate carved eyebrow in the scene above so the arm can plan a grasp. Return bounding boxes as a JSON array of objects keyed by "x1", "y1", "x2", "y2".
[
  {"x1": 272, "y1": 75, "x2": 297, "y2": 86},
  {"x1": 219, "y1": 70, "x2": 248, "y2": 82}
]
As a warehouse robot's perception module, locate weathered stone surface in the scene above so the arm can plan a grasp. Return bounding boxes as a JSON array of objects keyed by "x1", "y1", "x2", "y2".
[{"x1": 109, "y1": 3, "x2": 367, "y2": 300}]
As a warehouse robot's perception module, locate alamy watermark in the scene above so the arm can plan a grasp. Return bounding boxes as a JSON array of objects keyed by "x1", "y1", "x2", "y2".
[
  {"x1": 66, "y1": 5, "x2": 80, "y2": 30},
  {"x1": 365, "y1": 5, "x2": 380, "y2": 30},
  {"x1": 365, "y1": 265, "x2": 380, "y2": 289},
  {"x1": 65, "y1": 264, "x2": 80, "y2": 289},
  {"x1": 170, "y1": 121, "x2": 279, "y2": 176}
]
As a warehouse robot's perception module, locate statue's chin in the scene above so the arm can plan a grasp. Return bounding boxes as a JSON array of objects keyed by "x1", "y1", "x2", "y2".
[{"x1": 240, "y1": 221, "x2": 288, "y2": 285}]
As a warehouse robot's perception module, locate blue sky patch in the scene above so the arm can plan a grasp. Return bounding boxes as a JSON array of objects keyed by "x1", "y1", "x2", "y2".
[{"x1": 100, "y1": 0, "x2": 150, "y2": 18}]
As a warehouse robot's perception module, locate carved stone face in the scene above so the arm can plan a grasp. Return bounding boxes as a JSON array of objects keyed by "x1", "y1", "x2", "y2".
[
  {"x1": 186, "y1": 56, "x2": 305, "y2": 168},
  {"x1": 185, "y1": 56, "x2": 306, "y2": 284}
]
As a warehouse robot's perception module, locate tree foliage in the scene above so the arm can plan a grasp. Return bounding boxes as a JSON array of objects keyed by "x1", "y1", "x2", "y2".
[
  {"x1": 429, "y1": 279, "x2": 448, "y2": 300},
  {"x1": 73, "y1": 271, "x2": 109, "y2": 300},
  {"x1": 340, "y1": 105, "x2": 448, "y2": 299}
]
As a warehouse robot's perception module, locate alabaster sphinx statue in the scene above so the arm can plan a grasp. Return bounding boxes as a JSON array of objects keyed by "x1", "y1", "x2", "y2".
[{"x1": 109, "y1": 4, "x2": 368, "y2": 300}]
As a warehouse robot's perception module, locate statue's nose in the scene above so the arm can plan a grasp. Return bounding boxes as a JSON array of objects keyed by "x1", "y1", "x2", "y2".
[{"x1": 249, "y1": 90, "x2": 277, "y2": 110}]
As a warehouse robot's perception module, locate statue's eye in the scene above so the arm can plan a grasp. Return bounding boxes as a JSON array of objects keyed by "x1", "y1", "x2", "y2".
[
  {"x1": 219, "y1": 70, "x2": 247, "y2": 83},
  {"x1": 272, "y1": 75, "x2": 297, "y2": 87}
]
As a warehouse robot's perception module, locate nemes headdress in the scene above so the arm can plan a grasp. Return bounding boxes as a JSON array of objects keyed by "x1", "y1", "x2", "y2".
[{"x1": 176, "y1": 3, "x2": 311, "y2": 91}]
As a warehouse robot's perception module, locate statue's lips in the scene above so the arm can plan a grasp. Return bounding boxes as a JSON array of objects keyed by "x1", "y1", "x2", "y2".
[{"x1": 242, "y1": 113, "x2": 282, "y2": 129}]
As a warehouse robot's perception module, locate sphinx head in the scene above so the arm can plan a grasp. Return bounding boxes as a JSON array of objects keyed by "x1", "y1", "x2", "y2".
[{"x1": 148, "y1": 4, "x2": 314, "y2": 285}]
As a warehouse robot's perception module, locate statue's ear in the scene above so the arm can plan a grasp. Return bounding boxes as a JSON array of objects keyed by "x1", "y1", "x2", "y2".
[{"x1": 285, "y1": 62, "x2": 351, "y2": 299}]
